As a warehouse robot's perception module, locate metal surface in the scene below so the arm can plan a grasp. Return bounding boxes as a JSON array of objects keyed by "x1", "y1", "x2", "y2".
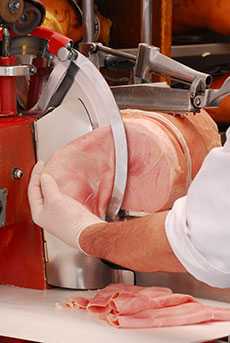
[
  {"x1": 43, "y1": 232, "x2": 134, "y2": 289},
  {"x1": 2, "y1": 27, "x2": 10, "y2": 57},
  {"x1": 79, "y1": 42, "x2": 136, "y2": 68},
  {"x1": 71, "y1": 53, "x2": 128, "y2": 219},
  {"x1": 135, "y1": 43, "x2": 211, "y2": 85},
  {"x1": 205, "y1": 77, "x2": 230, "y2": 107},
  {"x1": 112, "y1": 84, "x2": 195, "y2": 112},
  {"x1": 57, "y1": 46, "x2": 77, "y2": 62},
  {"x1": 0, "y1": 188, "x2": 8, "y2": 227},
  {"x1": 8, "y1": 36, "x2": 47, "y2": 56},
  {"x1": 29, "y1": 58, "x2": 72, "y2": 114},
  {"x1": 12, "y1": 168, "x2": 23, "y2": 179},
  {"x1": 92, "y1": 43, "x2": 136, "y2": 62},
  {"x1": 112, "y1": 75, "x2": 230, "y2": 112},
  {"x1": 172, "y1": 43, "x2": 230, "y2": 58},
  {"x1": 0, "y1": 64, "x2": 35, "y2": 76},
  {"x1": 35, "y1": 50, "x2": 129, "y2": 289},
  {"x1": 32, "y1": 50, "x2": 128, "y2": 220},
  {"x1": 82, "y1": 0, "x2": 94, "y2": 42},
  {"x1": 118, "y1": 43, "x2": 230, "y2": 59},
  {"x1": 140, "y1": 0, "x2": 152, "y2": 44}
]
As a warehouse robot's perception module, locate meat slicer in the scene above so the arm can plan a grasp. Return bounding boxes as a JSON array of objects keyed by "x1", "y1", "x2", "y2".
[{"x1": 0, "y1": 0, "x2": 230, "y2": 291}]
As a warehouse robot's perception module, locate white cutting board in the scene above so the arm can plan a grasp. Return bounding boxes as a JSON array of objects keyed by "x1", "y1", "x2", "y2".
[{"x1": 1, "y1": 285, "x2": 230, "y2": 343}]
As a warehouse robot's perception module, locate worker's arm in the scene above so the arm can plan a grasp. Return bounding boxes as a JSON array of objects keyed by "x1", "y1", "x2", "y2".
[
  {"x1": 28, "y1": 127, "x2": 230, "y2": 287},
  {"x1": 28, "y1": 162, "x2": 185, "y2": 273},
  {"x1": 79, "y1": 212, "x2": 185, "y2": 273}
]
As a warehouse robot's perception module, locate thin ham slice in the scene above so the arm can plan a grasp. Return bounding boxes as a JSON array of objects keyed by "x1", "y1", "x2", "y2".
[
  {"x1": 110, "y1": 293, "x2": 195, "y2": 316},
  {"x1": 107, "y1": 303, "x2": 213, "y2": 328},
  {"x1": 87, "y1": 284, "x2": 172, "y2": 314},
  {"x1": 60, "y1": 284, "x2": 230, "y2": 329},
  {"x1": 64, "y1": 296, "x2": 89, "y2": 310},
  {"x1": 44, "y1": 109, "x2": 220, "y2": 218}
]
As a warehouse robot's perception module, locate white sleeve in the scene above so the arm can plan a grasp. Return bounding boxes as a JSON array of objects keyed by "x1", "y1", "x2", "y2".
[{"x1": 165, "y1": 128, "x2": 230, "y2": 288}]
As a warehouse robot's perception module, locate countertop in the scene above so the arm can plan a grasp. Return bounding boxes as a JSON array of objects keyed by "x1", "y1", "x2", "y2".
[{"x1": 1, "y1": 285, "x2": 230, "y2": 343}]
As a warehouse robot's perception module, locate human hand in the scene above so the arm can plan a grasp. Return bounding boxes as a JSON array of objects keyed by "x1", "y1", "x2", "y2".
[{"x1": 28, "y1": 161, "x2": 104, "y2": 254}]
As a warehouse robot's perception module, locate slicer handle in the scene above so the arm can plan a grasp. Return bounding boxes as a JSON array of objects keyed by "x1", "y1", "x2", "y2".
[{"x1": 135, "y1": 43, "x2": 212, "y2": 86}]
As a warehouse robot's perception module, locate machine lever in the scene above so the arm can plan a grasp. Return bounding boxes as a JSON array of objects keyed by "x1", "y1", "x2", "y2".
[
  {"x1": 205, "y1": 77, "x2": 230, "y2": 107},
  {"x1": 135, "y1": 43, "x2": 212, "y2": 86}
]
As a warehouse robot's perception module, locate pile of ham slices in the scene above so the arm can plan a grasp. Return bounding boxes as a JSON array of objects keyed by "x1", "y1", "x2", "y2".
[{"x1": 61, "y1": 284, "x2": 230, "y2": 328}]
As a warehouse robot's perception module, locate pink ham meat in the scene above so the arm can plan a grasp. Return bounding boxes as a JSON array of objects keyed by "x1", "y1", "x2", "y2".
[
  {"x1": 61, "y1": 283, "x2": 230, "y2": 329},
  {"x1": 64, "y1": 296, "x2": 89, "y2": 310},
  {"x1": 44, "y1": 109, "x2": 220, "y2": 217},
  {"x1": 87, "y1": 284, "x2": 172, "y2": 314},
  {"x1": 63, "y1": 284, "x2": 172, "y2": 313},
  {"x1": 106, "y1": 302, "x2": 230, "y2": 328}
]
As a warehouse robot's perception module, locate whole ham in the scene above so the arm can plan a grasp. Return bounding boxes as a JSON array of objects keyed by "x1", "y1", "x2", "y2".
[
  {"x1": 206, "y1": 73, "x2": 230, "y2": 124},
  {"x1": 44, "y1": 109, "x2": 220, "y2": 217},
  {"x1": 61, "y1": 283, "x2": 230, "y2": 328},
  {"x1": 173, "y1": 0, "x2": 230, "y2": 36}
]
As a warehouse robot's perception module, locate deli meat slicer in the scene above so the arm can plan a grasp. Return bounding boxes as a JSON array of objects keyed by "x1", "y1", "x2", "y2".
[{"x1": 0, "y1": 0, "x2": 229, "y2": 291}]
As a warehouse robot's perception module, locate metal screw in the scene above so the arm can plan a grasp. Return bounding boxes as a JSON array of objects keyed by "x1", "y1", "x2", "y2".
[
  {"x1": 57, "y1": 47, "x2": 78, "y2": 62},
  {"x1": 8, "y1": 0, "x2": 21, "y2": 13},
  {"x1": 193, "y1": 96, "x2": 201, "y2": 107},
  {"x1": 30, "y1": 66, "x2": 37, "y2": 75},
  {"x1": 12, "y1": 168, "x2": 24, "y2": 180}
]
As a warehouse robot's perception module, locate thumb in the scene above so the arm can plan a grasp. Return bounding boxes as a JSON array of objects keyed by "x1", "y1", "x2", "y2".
[
  {"x1": 28, "y1": 161, "x2": 45, "y2": 221},
  {"x1": 40, "y1": 174, "x2": 61, "y2": 203}
]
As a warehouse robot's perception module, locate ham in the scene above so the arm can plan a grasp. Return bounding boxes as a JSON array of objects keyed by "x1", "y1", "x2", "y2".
[
  {"x1": 206, "y1": 73, "x2": 230, "y2": 124},
  {"x1": 107, "y1": 303, "x2": 219, "y2": 328},
  {"x1": 87, "y1": 284, "x2": 172, "y2": 314},
  {"x1": 110, "y1": 293, "x2": 195, "y2": 316},
  {"x1": 64, "y1": 296, "x2": 89, "y2": 310},
  {"x1": 60, "y1": 284, "x2": 230, "y2": 328},
  {"x1": 173, "y1": 0, "x2": 230, "y2": 36},
  {"x1": 44, "y1": 109, "x2": 220, "y2": 217}
]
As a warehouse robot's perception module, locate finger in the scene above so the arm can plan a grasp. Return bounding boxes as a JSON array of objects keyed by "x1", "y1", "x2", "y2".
[
  {"x1": 28, "y1": 161, "x2": 45, "y2": 220},
  {"x1": 40, "y1": 173, "x2": 61, "y2": 203}
]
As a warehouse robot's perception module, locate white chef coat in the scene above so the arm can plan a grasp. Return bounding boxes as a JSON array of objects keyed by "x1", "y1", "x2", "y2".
[{"x1": 165, "y1": 128, "x2": 230, "y2": 288}]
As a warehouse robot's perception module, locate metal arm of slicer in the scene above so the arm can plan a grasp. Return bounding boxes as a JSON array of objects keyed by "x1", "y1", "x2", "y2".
[{"x1": 110, "y1": 43, "x2": 230, "y2": 113}]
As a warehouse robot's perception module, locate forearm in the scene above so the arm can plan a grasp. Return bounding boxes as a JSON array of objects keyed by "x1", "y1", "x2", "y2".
[{"x1": 79, "y1": 211, "x2": 186, "y2": 273}]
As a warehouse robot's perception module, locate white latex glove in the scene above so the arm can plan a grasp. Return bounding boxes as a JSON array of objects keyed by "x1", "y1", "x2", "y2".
[
  {"x1": 28, "y1": 161, "x2": 105, "y2": 255},
  {"x1": 165, "y1": 129, "x2": 230, "y2": 288}
]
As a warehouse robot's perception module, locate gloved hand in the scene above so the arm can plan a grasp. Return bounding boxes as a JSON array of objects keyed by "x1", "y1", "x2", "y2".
[
  {"x1": 28, "y1": 161, "x2": 105, "y2": 254},
  {"x1": 165, "y1": 129, "x2": 230, "y2": 288}
]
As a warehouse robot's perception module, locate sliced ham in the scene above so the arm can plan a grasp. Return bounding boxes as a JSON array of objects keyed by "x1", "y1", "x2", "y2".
[
  {"x1": 64, "y1": 296, "x2": 89, "y2": 310},
  {"x1": 60, "y1": 284, "x2": 230, "y2": 329},
  {"x1": 87, "y1": 284, "x2": 172, "y2": 314},
  {"x1": 44, "y1": 109, "x2": 220, "y2": 217},
  {"x1": 107, "y1": 303, "x2": 213, "y2": 328},
  {"x1": 110, "y1": 293, "x2": 195, "y2": 316}
]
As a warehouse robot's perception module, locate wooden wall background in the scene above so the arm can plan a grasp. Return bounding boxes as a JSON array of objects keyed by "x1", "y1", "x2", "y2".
[{"x1": 97, "y1": 0, "x2": 172, "y2": 55}]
